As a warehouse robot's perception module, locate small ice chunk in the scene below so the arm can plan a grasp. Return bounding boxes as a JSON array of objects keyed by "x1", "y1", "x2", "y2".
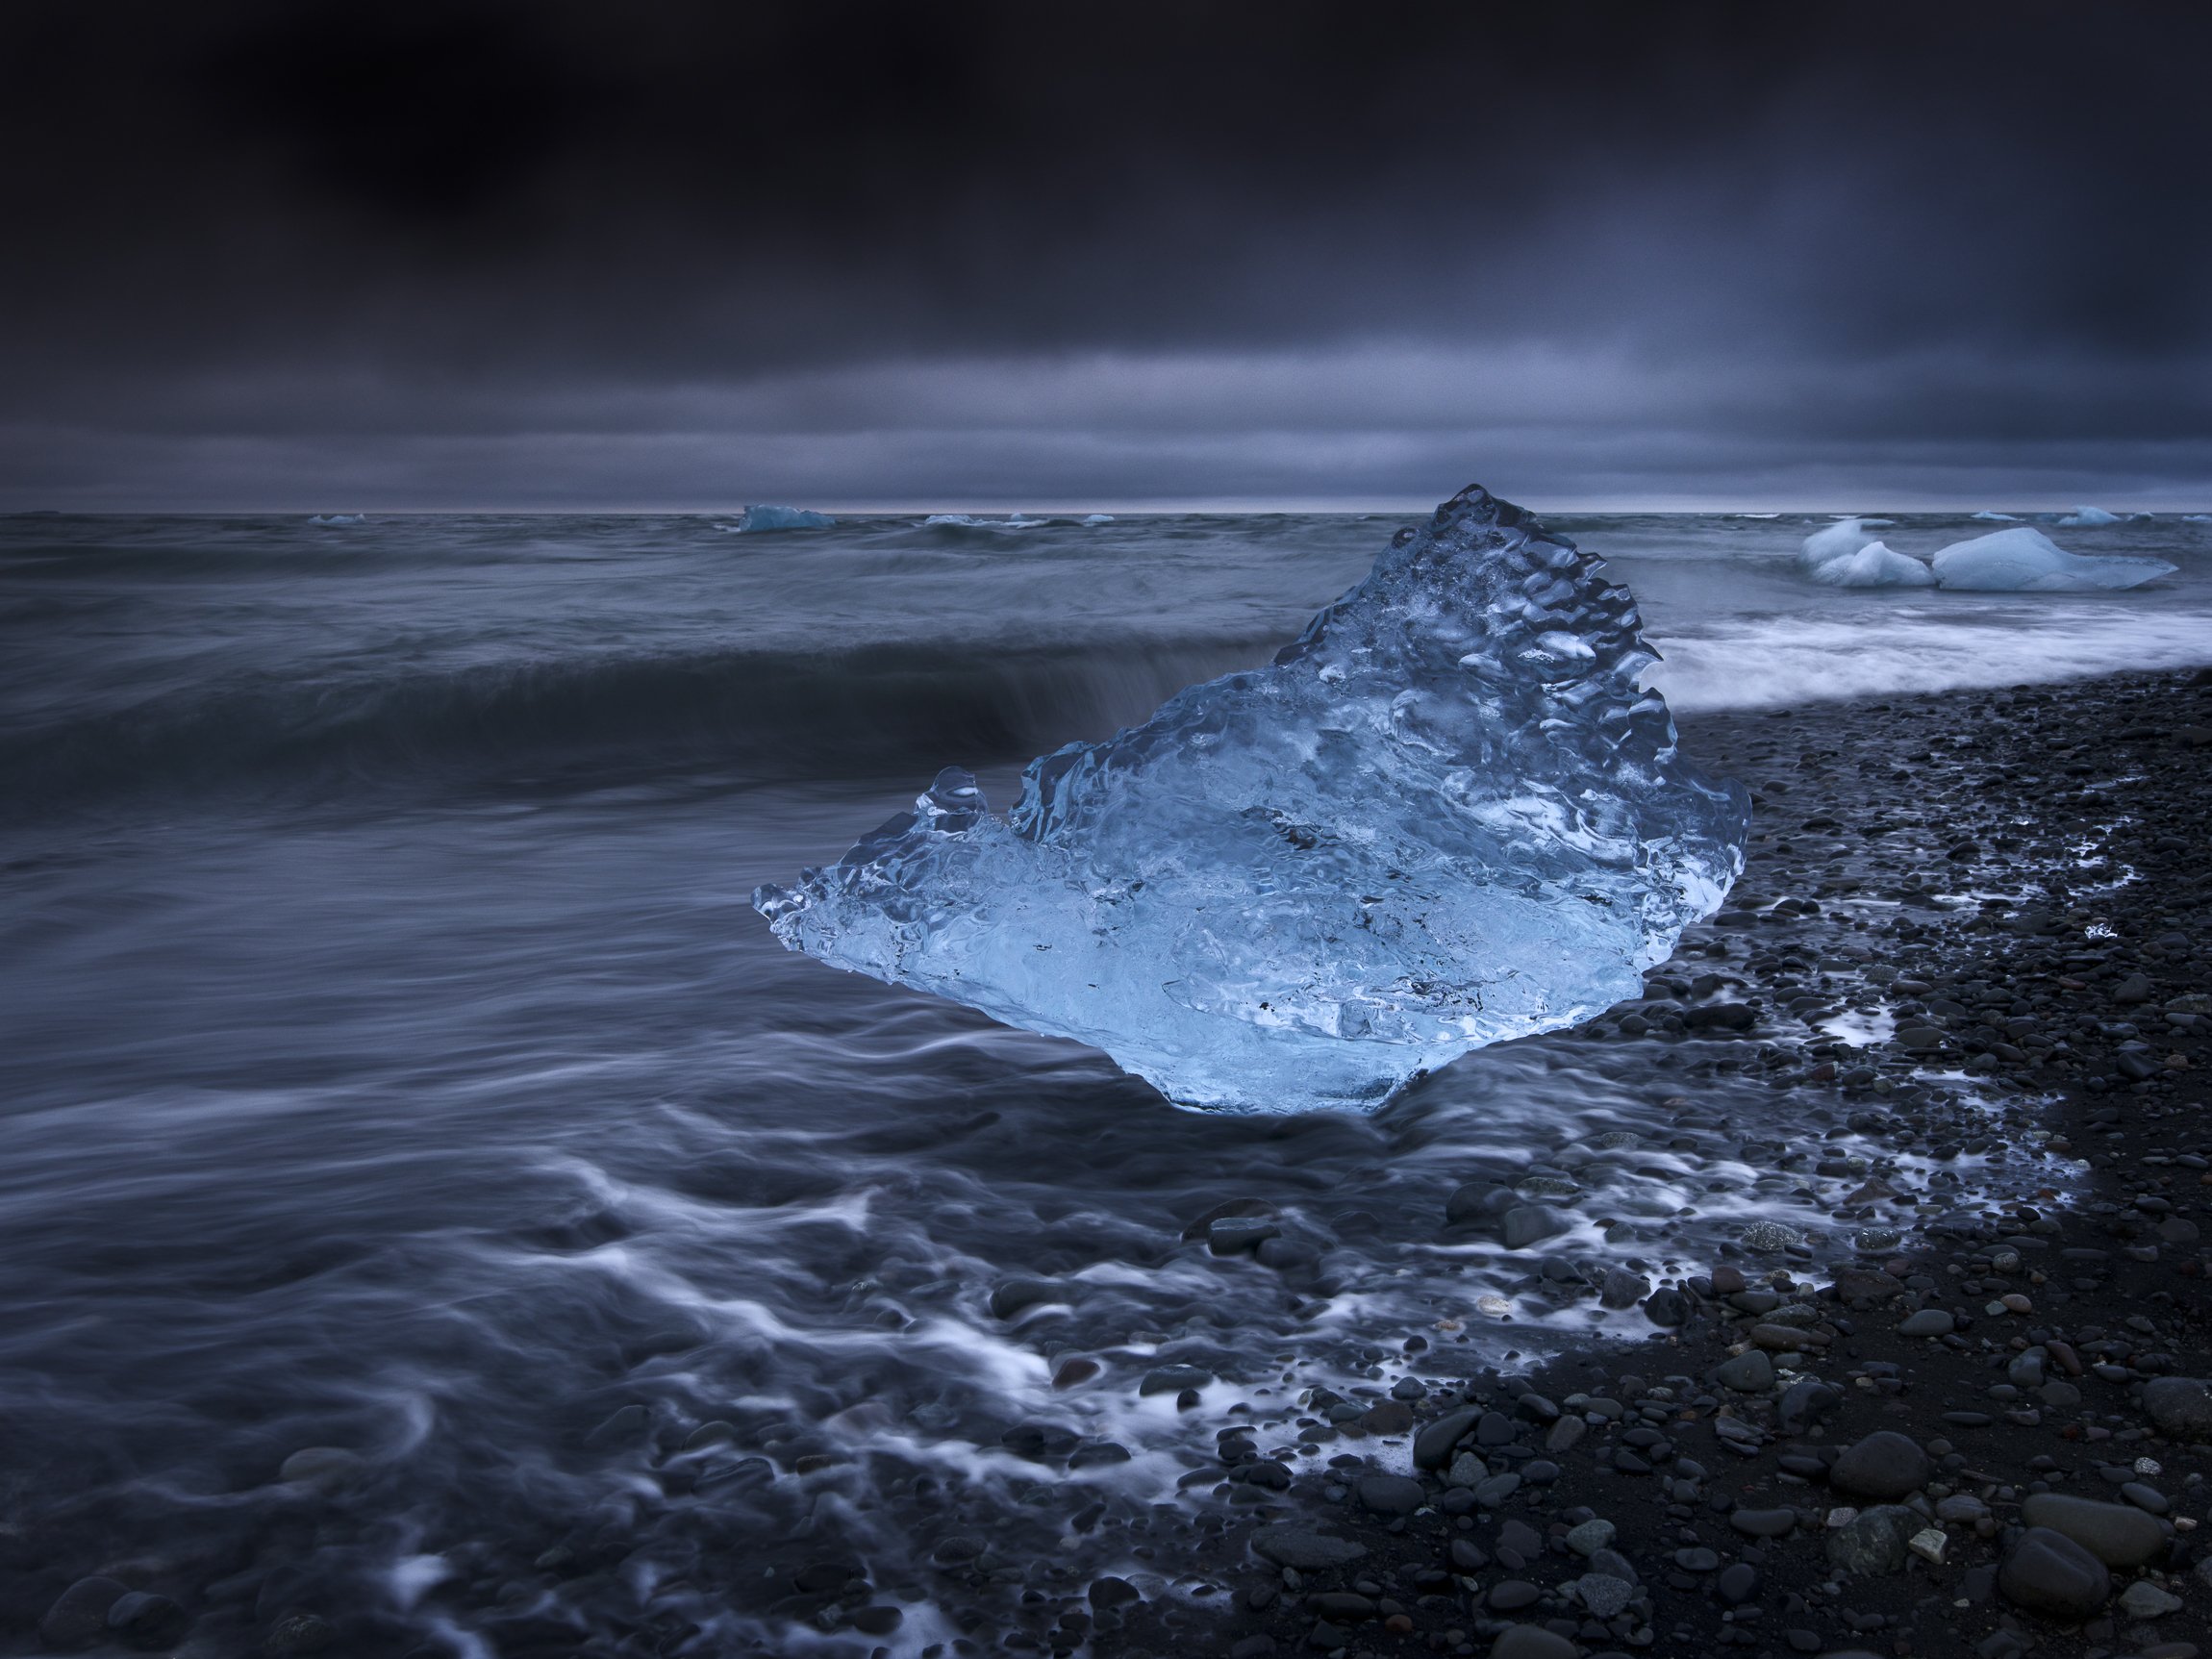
[
  {"x1": 1807, "y1": 540, "x2": 1937, "y2": 589},
  {"x1": 309, "y1": 513, "x2": 365, "y2": 524},
  {"x1": 1798, "y1": 520, "x2": 1935, "y2": 588},
  {"x1": 1083, "y1": 514, "x2": 1117, "y2": 525},
  {"x1": 2056, "y1": 504, "x2": 2122, "y2": 526},
  {"x1": 755, "y1": 485, "x2": 1747, "y2": 1114},
  {"x1": 724, "y1": 504, "x2": 834, "y2": 532},
  {"x1": 1930, "y1": 526, "x2": 2175, "y2": 591}
]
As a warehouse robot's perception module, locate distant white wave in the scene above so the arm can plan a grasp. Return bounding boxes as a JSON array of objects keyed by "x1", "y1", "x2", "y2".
[{"x1": 1648, "y1": 608, "x2": 2212, "y2": 712}]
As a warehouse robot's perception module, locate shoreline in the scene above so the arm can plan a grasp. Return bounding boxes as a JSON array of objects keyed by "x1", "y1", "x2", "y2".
[{"x1": 1093, "y1": 666, "x2": 2212, "y2": 1659}]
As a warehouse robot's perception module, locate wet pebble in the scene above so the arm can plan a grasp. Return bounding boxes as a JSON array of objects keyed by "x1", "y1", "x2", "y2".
[
  {"x1": 1828, "y1": 1431, "x2": 1930, "y2": 1500},
  {"x1": 39, "y1": 1579, "x2": 127, "y2": 1652},
  {"x1": 1998, "y1": 1527, "x2": 2109, "y2": 1618}
]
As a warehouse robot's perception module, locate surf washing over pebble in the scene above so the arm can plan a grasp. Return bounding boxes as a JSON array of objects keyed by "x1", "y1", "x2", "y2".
[{"x1": 1, "y1": 502, "x2": 2209, "y2": 1654}]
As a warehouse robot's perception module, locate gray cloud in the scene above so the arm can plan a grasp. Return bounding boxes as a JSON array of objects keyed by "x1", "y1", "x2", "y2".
[{"x1": 4, "y1": 3, "x2": 2209, "y2": 507}]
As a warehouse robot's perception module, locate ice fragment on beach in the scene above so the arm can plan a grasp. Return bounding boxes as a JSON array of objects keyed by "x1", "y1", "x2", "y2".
[
  {"x1": 755, "y1": 485, "x2": 1747, "y2": 1113},
  {"x1": 720, "y1": 504, "x2": 834, "y2": 532},
  {"x1": 1929, "y1": 527, "x2": 2174, "y2": 591},
  {"x1": 1798, "y1": 519, "x2": 1935, "y2": 588}
]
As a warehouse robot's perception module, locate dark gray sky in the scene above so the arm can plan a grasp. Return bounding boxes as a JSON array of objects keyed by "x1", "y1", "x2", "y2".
[{"x1": 4, "y1": 2, "x2": 2209, "y2": 510}]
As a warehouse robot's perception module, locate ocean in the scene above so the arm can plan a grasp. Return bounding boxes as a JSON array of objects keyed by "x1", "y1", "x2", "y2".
[{"x1": 2, "y1": 506, "x2": 2207, "y2": 1655}]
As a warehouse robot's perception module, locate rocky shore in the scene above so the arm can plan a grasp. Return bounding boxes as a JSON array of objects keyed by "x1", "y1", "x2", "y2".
[
  {"x1": 1092, "y1": 666, "x2": 2212, "y2": 1659},
  {"x1": 14, "y1": 668, "x2": 2210, "y2": 1659}
]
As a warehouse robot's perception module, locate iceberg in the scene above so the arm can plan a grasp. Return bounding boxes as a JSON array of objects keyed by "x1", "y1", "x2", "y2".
[
  {"x1": 2056, "y1": 504, "x2": 2121, "y2": 526},
  {"x1": 309, "y1": 513, "x2": 365, "y2": 525},
  {"x1": 1808, "y1": 540, "x2": 1937, "y2": 589},
  {"x1": 721, "y1": 504, "x2": 834, "y2": 533},
  {"x1": 1798, "y1": 518, "x2": 1935, "y2": 588},
  {"x1": 1970, "y1": 510, "x2": 2019, "y2": 522},
  {"x1": 1930, "y1": 526, "x2": 2175, "y2": 591},
  {"x1": 754, "y1": 485, "x2": 1748, "y2": 1113}
]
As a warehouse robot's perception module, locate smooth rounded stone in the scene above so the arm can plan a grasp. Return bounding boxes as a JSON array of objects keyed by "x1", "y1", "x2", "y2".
[
  {"x1": 1546, "y1": 1415, "x2": 1588, "y2": 1454},
  {"x1": 1675, "y1": 1547, "x2": 1721, "y2": 1572},
  {"x1": 278, "y1": 1445, "x2": 364, "y2": 1488},
  {"x1": 1825, "y1": 1505, "x2": 1920, "y2": 1575},
  {"x1": 1600, "y1": 1268, "x2": 1650, "y2": 1309},
  {"x1": 1731, "y1": 1506, "x2": 1798, "y2": 1538},
  {"x1": 1716, "y1": 1349, "x2": 1774, "y2": 1393},
  {"x1": 1565, "y1": 1518, "x2": 1617, "y2": 1557},
  {"x1": 1898, "y1": 1309, "x2": 1955, "y2": 1338},
  {"x1": 1361, "y1": 1399, "x2": 1415, "y2": 1434},
  {"x1": 1251, "y1": 1526, "x2": 1368, "y2": 1569},
  {"x1": 1447, "y1": 1182, "x2": 1519, "y2": 1226},
  {"x1": 1830, "y1": 1431, "x2": 1931, "y2": 1500},
  {"x1": 1446, "y1": 1450, "x2": 1491, "y2": 1489},
  {"x1": 1575, "y1": 1573, "x2": 1634, "y2": 1619},
  {"x1": 1491, "y1": 1626, "x2": 1578, "y2": 1659},
  {"x1": 989, "y1": 1277, "x2": 1065, "y2": 1319},
  {"x1": 1998, "y1": 1527, "x2": 2109, "y2": 1618},
  {"x1": 1488, "y1": 1580, "x2": 1542, "y2": 1611},
  {"x1": 106, "y1": 1592, "x2": 188, "y2": 1649},
  {"x1": 2117, "y1": 1581, "x2": 2183, "y2": 1620},
  {"x1": 2020, "y1": 1494, "x2": 2165, "y2": 1566},
  {"x1": 40, "y1": 1579, "x2": 127, "y2": 1652},
  {"x1": 1716, "y1": 1562, "x2": 1761, "y2": 1604},
  {"x1": 1474, "y1": 1471, "x2": 1522, "y2": 1507},
  {"x1": 1139, "y1": 1364, "x2": 1214, "y2": 1395},
  {"x1": 1502, "y1": 1205, "x2": 1570, "y2": 1250},
  {"x1": 1740, "y1": 1219, "x2": 1804, "y2": 1252},
  {"x1": 2143, "y1": 1375, "x2": 2212, "y2": 1440},
  {"x1": 1209, "y1": 1217, "x2": 1281, "y2": 1254},
  {"x1": 264, "y1": 1612, "x2": 338, "y2": 1655},
  {"x1": 1643, "y1": 1287, "x2": 1689, "y2": 1328},
  {"x1": 850, "y1": 1605, "x2": 904, "y2": 1635},
  {"x1": 1089, "y1": 1576, "x2": 1143, "y2": 1609},
  {"x1": 1356, "y1": 1473, "x2": 1426, "y2": 1516},
  {"x1": 2122, "y1": 1481, "x2": 2172, "y2": 1515},
  {"x1": 1777, "y1": 1379, "x2": 1842, "y2": 1434},
  {"x1": 1415, "y1": 1407, "x2": 1481, "y2": 1470}
]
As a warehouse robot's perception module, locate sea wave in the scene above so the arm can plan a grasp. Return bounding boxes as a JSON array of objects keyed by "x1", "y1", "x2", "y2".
[{"x1": 0, "y1": 639, "x2": 1275, "y2": 817}]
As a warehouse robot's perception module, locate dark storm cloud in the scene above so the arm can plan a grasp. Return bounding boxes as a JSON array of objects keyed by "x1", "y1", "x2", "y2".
[{"x1": 3, "y1": 2, "x2": 2209, "y2": 507}]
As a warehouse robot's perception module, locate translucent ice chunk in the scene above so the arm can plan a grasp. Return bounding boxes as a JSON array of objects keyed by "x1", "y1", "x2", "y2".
[
  {"x1": 1930, "y1": 526, "x2": 2175, "y2": 591},
  {"x1": 2056, "y1": 504, "x2": 2121, "y2": 526},
  {"x1": 1807, "y1": 540, "x2": 1937, "y2": 589},
  {"x1": 721, "y1": 504, "x2": 834, "y2": 532},
  {"x1": 1798, "y1": 519, "x2": 1935, "y2": 588},
  {"x1": 754, "y1": 486, "x2": 1748, "y2": 1113},
  {"x1": 1970, "y1": 510, "x2": 2019, "y2": 522}
]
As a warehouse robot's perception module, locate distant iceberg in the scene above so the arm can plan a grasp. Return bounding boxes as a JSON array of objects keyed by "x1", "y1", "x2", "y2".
[
  {"x1": 1810, "y1": 540, "x2": 1938, "y2": 588},
  {"x1": 1082, "y1": 514, "x2": 1116, "y2": 525},
  {"x1": 1970, "y1": 510, "x2": 2018, "y2": 522},
  {"x1": 755, "y1": 485, "x2": 1747, "y2": 1114},
  {"x1": 309, "y1": 513, "x2": 365, "y2": 525},
  {"x1": 718, "y1": 504, "x2": 834, "y2": 533},
  {"x1": 1930, "y1": 526, "x2": 2175, "y2": 591},
  {"x1": 1798, "y1": 518, "x2": 1934, "y2": 588},
  {"x1": 2186, "y1": 515, "x2": 2212, "y2": 523},
  {"x1": 2056, "y1": 505, "x2": 2122, "y2": 526}
]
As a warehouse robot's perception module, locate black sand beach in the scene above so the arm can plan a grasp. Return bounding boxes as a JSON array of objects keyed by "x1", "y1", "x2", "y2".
[{"x1": 1082, "y1": 667, "x2": 2212, "y2": 1659}]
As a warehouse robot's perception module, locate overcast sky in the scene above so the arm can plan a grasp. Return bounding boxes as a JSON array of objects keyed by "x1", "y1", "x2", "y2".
[{"x1": 4, "y1": 3, "x2": 2208, "y2": 511}]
